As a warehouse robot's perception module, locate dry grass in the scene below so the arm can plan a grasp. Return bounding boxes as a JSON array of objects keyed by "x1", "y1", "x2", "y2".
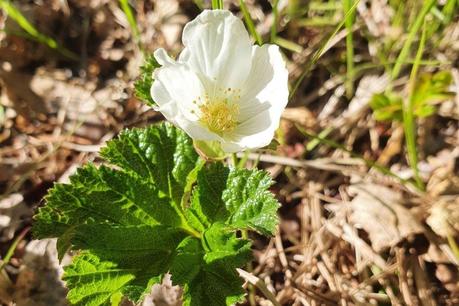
[{"x1": 0, "y1": 0, "x2": 458, "y2": 305}]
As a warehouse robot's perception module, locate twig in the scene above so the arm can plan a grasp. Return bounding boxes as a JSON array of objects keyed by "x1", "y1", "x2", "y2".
[{"x1": 237, "y1": 268, "x2": 282, "y2": 306}]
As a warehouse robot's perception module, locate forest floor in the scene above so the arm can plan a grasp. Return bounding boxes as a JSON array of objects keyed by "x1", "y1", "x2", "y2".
[{"x1": 0, "y1": 0, "x2": 458, "y2": 305}]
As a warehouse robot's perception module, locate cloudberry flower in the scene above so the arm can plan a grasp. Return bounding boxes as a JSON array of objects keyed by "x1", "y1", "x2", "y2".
[{"x1": 151, "y1": 10, "x2": 288, "y2": 152}]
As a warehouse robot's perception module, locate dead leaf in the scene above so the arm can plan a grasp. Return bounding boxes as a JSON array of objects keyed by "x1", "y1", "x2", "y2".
[
  {"x1": 13, "y1": 239, "x2": 68, "y2": 306},
  {"x1": 0, "y1": 193, "x2": 30, "y2": 242},
  {"x1": 281, "y1": 106, "x2": 316, "y2": 129},
  {"x1": 141, "y1": 274, "x2": 182, "y2": 306},
  {"x1": 426, "y1": 148, "x2": 459, "y2": 197},
  {"x1": 0, "y1": 70, "x2": 48, "y2": 120},
  {"x1": 332, "y1": 74, "x2": 390, "y2": 129},
  {"x1": 426, "y1": 197, "x2": 459, "y2": 238},
  {"x1": 348, "y1": 183, "x2": 424, "y2": 252}
]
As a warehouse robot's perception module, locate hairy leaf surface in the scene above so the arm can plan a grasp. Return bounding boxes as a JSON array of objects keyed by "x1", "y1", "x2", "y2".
[{"x1": 34, "y1": 122, "x2": 280, "y2": 306}]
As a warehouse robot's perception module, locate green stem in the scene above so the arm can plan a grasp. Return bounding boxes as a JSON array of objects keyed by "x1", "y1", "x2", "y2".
[
  {"x1": 0, "y1": 227, "x2": 30, "y2": 272},
  {"x1": 296, "y1": 125, "x2": 420, "y2": 190},
  {"x1": 270, "y1": 0, "x2": 279, "y2": 43},
  {"x1": 212, "y1": 0, "x2": 223, "y2": 9},
  {"x1": 240, "y1": 0, "x2": 262, "y2": 45},
  {"x1": 119, "y1": 0, "x2": 143, "y2": 52},
  {"x1": 182, "y1": 225, "x2": 201, "y2": 239},
  {"x1": 0, "y1": 0, "x2": 78, "y2": 60},
  {"x1": 237, "y1": 151, "x2": 250, "y2": 168},
  {"x1": 403, "y1": 21, "x2": 427, "y2": 190},
  {"x1": 231, "y1": 153, "x2": 238, "y2": 168},
  {"x1": 390, "y1": 0, "x2": 436, "y2": 81},
  {"x1": 447, "y1": 234, "x2": 459, "y2": 261},
  {"x1": 289, "y1": 0, "x2": 360, "y2": 101},
  {"x1": 343, "y1": 0, "x2": 355, "y2": 98}
]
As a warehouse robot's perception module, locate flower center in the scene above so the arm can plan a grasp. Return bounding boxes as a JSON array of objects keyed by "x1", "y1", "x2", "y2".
[{"x1": 199, "y1": 98, "x2": 239, "y2": 135}]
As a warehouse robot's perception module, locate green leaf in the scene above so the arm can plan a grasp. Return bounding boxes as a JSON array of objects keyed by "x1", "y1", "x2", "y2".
[
  {"x1": 188, "y1": 163, "x2": 280, "y2": 235},
  {"x1": 63, "y1": 252, "x2": 136, "y2": 306},
  {"x1": 34, "y1": 164, "x2": 182, "y2": 240},
  {"x1": 369, "y1": 93, "x2": 403, "y2": 122},
  {"x1": 171, "y1": 224, "x2": 251, "y2": 306},
  {"x1": 411, "y1": 71, "x2": 453, "y2": 117},
  {"x1": 370, "y1": 71, "x2": 453, "y2": 122},
  {"x1": 182, "y1": 259, "x2": 247, "y2": 306},
  {"x1": 33, "y1": 122, "x2": 280, "y2": 306},
  {"x1": 187, "y1": 163, "x2": 230, "y2": 231},
  {"x1": 101, "y1": 123, "x2": 199, "y2": 206},
  {"x1": 134, "y1": 55, "x2": 160, "y2": 106},
  {"x1": 72, "y1": 224, "x2": 185, "y2": 277},
  {"x1": 223, "y1": 168, "x2": 280, "y2": 235},
  {"x1": 202, "y1": 223, "x2": 251, "y2": 265}
]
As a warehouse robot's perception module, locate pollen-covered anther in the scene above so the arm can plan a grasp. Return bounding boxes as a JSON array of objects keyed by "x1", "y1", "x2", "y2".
[{"x1": 199, "y1": 99, "x2": 239, "y2": 135}]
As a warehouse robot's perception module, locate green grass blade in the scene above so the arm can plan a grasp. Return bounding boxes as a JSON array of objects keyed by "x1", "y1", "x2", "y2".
[
  {"x1": 192, "y1": 0, "x2": 205, "y2": 10},
  {"x1": 289, "y1": 0, "x2": 360, "y2": 101},
  {"x1": 273, "y1": 37, "x2": 302, "y2": 53},
  {"x1": 296, "y1": 125, "x2": 418, "y2": 189},
  {"x1": 447, "y1": 234, "x2": 459, "y2": 261},
  {"x1": 0, "y1": 0, "x2": 77, "y2": 60},
  {"x1": 441, "y1": 0, "x2": 457, "y2": 24},
  {"x1": 343, "y1": 0, "x2": 355, "y2": 98},
  {"x1": 426, "y1": 0, "x2": 457, "y2": 38},
  {"x1": 0, "y1": 227, "x2": 30, "y2": 272},
  {"x1": 212, "y1": 0, "x2": 223, "y2": 9},
  {"x1": 306, "y1": 126, "x2": 333, "y2": 151},
  {"x1": 239, "y1": 0, "x2": 262, "y2": 45},
  {"x1": 270, "y1": 0, "x2": 279, "y2": 43},
  {"x1": 403, "y1": 21, "x2": 428, "y2": 190},
  {"x1": 119, "y1": 0, "x2": 142, "y2": 50},
  {"x1": 390, "y1": 0, "x2": 436, "y2": 81}
]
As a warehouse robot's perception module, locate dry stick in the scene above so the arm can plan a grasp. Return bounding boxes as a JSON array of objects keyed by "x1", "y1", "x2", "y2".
[
  {"x1": 395, "y1": 248, "x2": 415, "y2": 306},
  {"x1": 237, "y1": 268, "x2": 281, "y2": 306},
  {"x1": 293, "y1": 286, "x2": 339, "y2": 306},
  {"x1": 412, "y1": 257, "x2": 437, "y2": 306},
  {"x1": 296, "y1": 126, "x2": 417, "y2": 189},
  {"x1": 274, "y1": 230, "x2": 296, "y2": 303}
]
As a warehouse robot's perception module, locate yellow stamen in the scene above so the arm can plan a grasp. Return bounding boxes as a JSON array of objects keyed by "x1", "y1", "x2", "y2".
[{"x1": 199, "y1": 99, "x2": 239, "y2": 135}]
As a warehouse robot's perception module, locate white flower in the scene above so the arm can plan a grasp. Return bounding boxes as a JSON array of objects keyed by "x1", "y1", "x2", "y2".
[{"x1": 151, "y1": 9, "x2": 289, "y2": 153}]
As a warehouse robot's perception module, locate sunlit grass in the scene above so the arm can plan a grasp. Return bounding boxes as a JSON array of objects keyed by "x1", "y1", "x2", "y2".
[
  {"x1": 343, "y1": 0, "x2": 355, "y2": 98},
  {"x1": 212, "y1": 0, "x2": 223, "y2": 10},
  {"x1": 119, "y1": 0, "x2": 142, "y2": 50},
  {"x1": 0, "y1": 0, "x2": 77, "y2": 59},
  {"x1": 289, "y1": 0, "x2": 361, "y2": 101},
  {"x1": 240, "y1": 0, "x2": 262, "y2": 45},
  {"x1": 403, "y1": 21, "x2": 428, "y2": 190}
]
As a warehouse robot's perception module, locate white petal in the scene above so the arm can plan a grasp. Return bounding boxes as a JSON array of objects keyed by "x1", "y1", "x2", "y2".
[
  {"x1": 153, "y1": 48, "x2": 175, "y2": 66},
  {"x1": 240, "y1": 44, "x2": 289, "y2": 104},
  {"x1": 230, "y1": 44, "x2": 289, "y2": 150},
  {"x1": 150, "y1": 62, "x2": 221, "y2": 142},
  {"x1": 237, "y1": 100, "x2": 271, "y2": 123},
  {"x1": 179, "y1": 10, "x2": 252, "y2": 89},
  {"x1": 231, "y1": 108, "x2": 275, "y2": 149},
  {"x1": 175, "y1": 116, "x2": 221, "y2": 141},
  {"x1": 221, "y1": 141, "x2": 244, "y2": 153},
  {"x1": 151, "y1": 63, "x2": 203, "y2": 122}
]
